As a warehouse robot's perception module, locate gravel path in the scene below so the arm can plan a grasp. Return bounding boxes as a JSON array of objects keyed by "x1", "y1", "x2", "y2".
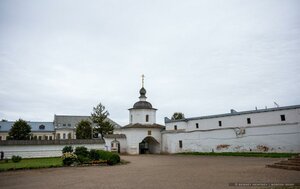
[{"x1": 0, "y1": 155, "x2": 299, "y2": 189}]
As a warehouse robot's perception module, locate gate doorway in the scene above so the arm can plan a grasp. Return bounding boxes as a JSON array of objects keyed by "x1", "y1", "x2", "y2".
[{"x1": 139, "y1": 136, "x2": 160, "y2": 154}]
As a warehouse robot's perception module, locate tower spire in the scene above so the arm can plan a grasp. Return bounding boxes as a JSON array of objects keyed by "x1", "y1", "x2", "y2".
[{"x1": 142, "y1": 74, "x2": 145, "y2": 88}]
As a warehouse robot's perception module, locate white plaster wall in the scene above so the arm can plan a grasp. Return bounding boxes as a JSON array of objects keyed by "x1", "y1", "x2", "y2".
[
  {"x1": 118, "y1": 128, "x2": 162, "y2": 154},
  {"x1": 104, "y1": 138, "x2": 127, "y2": 153},
  {"x1": 166, "y1": 108, "x2": 300, "y2": 131},
  {"x1": 162, "y1": 123, "x2": 300, "y2": 153},
  {"x1": 0, "y1": 144, "x2": 106, "y2": 159},
  {"x1": 130, "y1": 109, "x2": 156, "y2": 124},
  {"x1": 165, "y1": 121, "x2": 187, "y2": 131}
]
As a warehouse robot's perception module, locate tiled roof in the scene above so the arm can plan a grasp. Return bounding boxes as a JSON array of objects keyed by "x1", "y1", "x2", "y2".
[
  {"x1": 165, "y1": 105, "x2": 300, "y2": 123},
  {"x1": 0, "y1": 121, "x2": 54, "y2": 132},
  {"x1": 122, "y1": 123, "x2": 165, "y2": 129}
]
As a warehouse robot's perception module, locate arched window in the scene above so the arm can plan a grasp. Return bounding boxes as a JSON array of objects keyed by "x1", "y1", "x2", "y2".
[
  {"x1": 63, "y1": 133, "x2": 66, "y2": 139},
  {"x1": 39, "y1": 125, "x2": 45, "y2": 130},
  {"x1": 146, "y1": 115, "x2": 149, "y2": 122}
]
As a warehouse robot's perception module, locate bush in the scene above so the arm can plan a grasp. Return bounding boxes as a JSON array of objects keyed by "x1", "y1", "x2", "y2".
[
  {"x1": 62, "y1": 152, "x2": 77, "y2": 166},
  {"x1": 62, "y1": 146, "x2": 73, "y2": 153},
  {"x1": 77, "y1": 155, "x2": 91, "y2": 164},
  {"x1": 96, "y1": 150, "x2": 120, "y2": 165},
  {"x1": 107, "y1": 154, "x2": 120, "y2": 165},
  {"x1": 89, "y1": 149, "x2": 100, "y2": 161},
  {"x1": 12, "y1": 155, "x2": 22, "y2": 163},
  {"x1": 74, "y1": 146, "x2": 89, "y2": 157}
]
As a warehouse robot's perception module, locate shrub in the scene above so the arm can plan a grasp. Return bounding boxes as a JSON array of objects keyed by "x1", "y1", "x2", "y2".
[
  {"x1": 62, "y1": 146, "x2": 73, "y2": 153},
  {"x1": 12, "y1": 155, "x2": 22, "y2": 163},
  {"x1": 96, "y1": 150, "x2": 120, "y2": 165},
  {"x1": 77, "y1": 155, "x2": 91, "y2": 164},
  {"x1": 74, "y1": 146, "x2": 89, "y2": 157},
  {"x1": 89, "y1": 149, "x2": 100, "y2": 161},
  {"x1": 107, "y1": 154, "x2": 120, "y2": 165},
  {"x1": 62, "y1": 152, "x2": 77, "y2": 166}
]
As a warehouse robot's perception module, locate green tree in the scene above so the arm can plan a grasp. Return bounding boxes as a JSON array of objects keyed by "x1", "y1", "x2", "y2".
[
  {"x1": 9, "y1": 119, "x2": 31, "y2": 140},
  {"x1": 171, "y1": 112, "x2": 185, "y2": 120},
  {"x1": 91, "y1": 103, "x2": 114, "y2": 139},
  {"x1": 76, "y1": 120, "x2": 92, "y2": 139}
]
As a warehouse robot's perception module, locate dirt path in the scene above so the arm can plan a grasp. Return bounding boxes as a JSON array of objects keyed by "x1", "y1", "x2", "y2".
[{"x1": 0, "y1": 155, "x2": 299, "y2": 189}]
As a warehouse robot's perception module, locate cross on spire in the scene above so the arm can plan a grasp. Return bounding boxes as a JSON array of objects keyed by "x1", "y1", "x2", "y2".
[{"x1": 142, "y1": 74, "x2": 145, "y2": 88}]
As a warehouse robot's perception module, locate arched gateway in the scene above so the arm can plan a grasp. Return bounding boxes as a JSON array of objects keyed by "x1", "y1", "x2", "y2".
[{"x1": 139, "y1": 136, "x2": 160, "y2": 154}]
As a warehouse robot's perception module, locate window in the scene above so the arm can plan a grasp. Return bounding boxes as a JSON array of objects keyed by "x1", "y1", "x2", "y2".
[
  {"x1": 280, "y1": 114, "x2": 286, "y2": 121},
  {"x1": 45, "y1": 136, "x2": 48, "y2": 140},
  {"x1": 146, "y1": 115, "x2": 149, "y2": 122},
  {"x1": 38, "y1": 136, "x2": 42, "y2": 140},
  {"x1": 67, "y1": 123, "x2": 71, "y2": 127},
  {"x1": 179, "y1": 140, "x2": 183, "y2": 148},
  {"x1": 0, "y1": 136, "x2": 2, "y2": 140},
  {"x1": 196, "y1": 123, "x2": 199, "y2": 128},
  {"x1": 218, "y1": 121, "x2": 222, "y2": 127},
  {"x1": 148, "y1": 130, "x2": 151, "y2": 135},
  {"x1": 49, "y1": 136, "x2": 53, "y2": 140},
  {"x1": 174, "y1": 125, "x2": 177, "y2": 130},
  {"x1": 247, "y1": 118, "x2": 251, "y2": 124},
  {"x1": 63, "y1": 133, "x2": 66, "y2": 139},
  {"x1": 39, "y1": 125, "x2": 45, "y2": 130},
  {"x1": 56, "y1": 133, "x2": 60, "y2": 140},
  {"x1": 68, "y1": 133, "x2": 72, "y2": 139},
  {"x1": 63, "y1": 124, "x2": 66, "y2": 126}
]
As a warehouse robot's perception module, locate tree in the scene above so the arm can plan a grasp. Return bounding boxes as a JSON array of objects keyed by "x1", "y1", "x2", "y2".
[
  {"x1": 76, "y1": 120, "x2": 92, "y2": 139},
  {"x1": 171, "y1": 112, "x2": 185, "y2": 120},
  {"x1": 91, "y1": 103, "x2": 114, "y2": 139},
  {"x1": 9, "y1": 119, "x2": 31, "y2": 140}
]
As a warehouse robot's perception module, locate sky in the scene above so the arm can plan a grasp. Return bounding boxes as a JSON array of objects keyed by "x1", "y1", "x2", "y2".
[{"x1": 0, "y1": 0, "x2": 299, "y2": 125}]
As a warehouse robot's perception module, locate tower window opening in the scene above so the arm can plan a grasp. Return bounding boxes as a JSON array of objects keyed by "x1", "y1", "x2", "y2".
[
  {"x1": 146, "y1": 115, "x2": 149, "y2": 122},
  {"x1": 174, "y1": 125, "x2": 177, "y2": 130},
  {"x1": 280, "y1": 114, "x2": 286, "y2": 121},
  {"x1": 196, "y1": 123, "x2": 199, "y2": 128}
]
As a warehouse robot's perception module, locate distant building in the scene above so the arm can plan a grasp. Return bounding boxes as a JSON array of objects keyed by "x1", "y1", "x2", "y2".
[{"x1": 0, "y1": 115, "x2": 120, "y2": 141}]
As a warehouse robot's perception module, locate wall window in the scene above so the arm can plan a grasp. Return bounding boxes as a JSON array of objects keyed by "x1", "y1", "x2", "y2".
[
  {"x1": 0, "y1": 136, "x2": 2, "y2": 140},
  {"x1": 44, "y1": 136, "x2": 48, "y2": 140},
  {"x1": 146, "y1": 115, "x2": 149, "y2": 122},
  {"x1": 56, "y1": 133, "x2": 60, "y2": 140},
  {"x1": 68, "y1": 133, "x2": 72, "y2": 139},
  {"x1": 38, "y1": 136, "x2": 42, "y2": 140},
  {"x1": 280, "y1": 114, "x2": 286, "y2": 121},
  {"x1": 63, "y1": 124, "x2": 66, "y2": 126},
  {"x1": 179, "y1": 140, "x2": 183, "y2": 148},
  {"x1": 39, "y1": 125, "x2": 45, "y2": 130},
  {"x1": 174, "y1": 125, "x2": 177, "y2": 130},
  {"x1": 67, "y1": 123, "x2": 71, "y2": 127},
  {"x1": 218, "y1": 121, "x2": 222, "y2": 127},
  {"x1": 148, "y1": 130, "x2": 152, "y2": 135},
  {"x1": 63, "y1": 133, "x2": 66, "y2": 139},
  {"x1": 247, "y1": 118, "x2": 251, "y2": 124},
  {"x1": 196, "y1": 123, "x2": 199, "y2": 128},
  {"x1": 49, "y1": 136, "x2": 53, "y2": 140}
]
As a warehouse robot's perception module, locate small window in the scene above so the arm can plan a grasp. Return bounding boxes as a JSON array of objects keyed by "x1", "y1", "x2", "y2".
[
  {"x1": 67, "y1": 123, "x2": 71, "y2": 127},
  {"x1": 39, "y1": 125, "x2": 45, "y2": 130},
  {"x1": 148, "y1": 130, "x2": 151, "y2": 135},
  {"x1": 38, "y1": 136, "x2": 42, "y2": 140},
  {"x1": 63, "y1": 124, "x2": 66, "y2": 126},
  {"x1": 179, "y1": 140, "x2": 183, "y2": 148},
  {"x1": 280, "y1": 115, "x2": 286, "y2": 121},
  {"x1": 247, "y1": 118, "x2": 251, "y2": 124},
  {"x1": 218, "y1": 121, "x2": 222, "y2": 127},
  {"x1": 174, "y1": 125, "x2": 177, "y2": 130},
  {"x1": 0, "y1": 136, "x2": 2, "y2": 140},
  {"x1": 63, "y1": 133, "x2": 66, "y2": 139},
  {"x1": 49, "y1": 136, "x2": 53, "y2": 140},
  {"x1": 196, "y1": 123, "x2": 199, "y2": 129},
  {"x1": 68, "y1": 133, "x2": 72, "y2": 139},
  {"x1": 146, "y1": 115, "x2": 149, "y2": 122},
  {"x1": 45, "y1": 136, "x2": 48, "y2": 140}
]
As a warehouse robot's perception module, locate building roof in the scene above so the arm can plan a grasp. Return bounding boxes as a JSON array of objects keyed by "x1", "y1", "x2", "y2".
[
  {"x1": 0, "y1": 121, "x2": 54, "y2": 132},
  {"x1": 165, "y1": 104, "x2": 300, "y2": 123},
  {"x1": 132, "y1": 101, "x2": 154, "y2": 109},
  {"x1": 103, "y1": 134, "x2": 126, "y2": 139},
  {"x1": 122, "y1": 123, "x2": 165, "y2": 129}
]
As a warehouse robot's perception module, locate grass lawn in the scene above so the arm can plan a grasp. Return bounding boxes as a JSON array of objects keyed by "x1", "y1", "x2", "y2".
[
  {"x1": 0, "y1": 157, "x2": 63, "y2": 172},
  {"x1": 177, "y1": 152, "x2": 299, "y2": 158}
]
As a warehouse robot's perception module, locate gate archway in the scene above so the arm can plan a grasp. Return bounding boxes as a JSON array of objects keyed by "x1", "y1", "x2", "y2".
[{"x1": 139, "y1": 136, "x2": 160, "y2": 154}]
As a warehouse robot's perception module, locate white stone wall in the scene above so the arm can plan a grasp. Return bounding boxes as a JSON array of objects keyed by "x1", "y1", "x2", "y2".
[
  {"x1": 162, "y1": 123, "x2": 300, "y2": 153},
  {"x1": 129, "y1": 109, "x2": 156, "y2": 124},
  {"x1": 103, "y1": 138, "x2": 127, "y2": 153},
  {"x1": 117, "y1": 128, "x2": 162, "y2": 154},
  {"x1": 0, "y1": 144, "x2": 106, "y2": 159}
]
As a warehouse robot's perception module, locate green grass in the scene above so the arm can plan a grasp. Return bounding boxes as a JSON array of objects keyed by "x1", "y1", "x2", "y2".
[
  {"x1": 0, "y1": 157, "x2": 63, "y2": 172},
  {"x1": 177, "y1": 152, "x2": 298, "y2": 158}
]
